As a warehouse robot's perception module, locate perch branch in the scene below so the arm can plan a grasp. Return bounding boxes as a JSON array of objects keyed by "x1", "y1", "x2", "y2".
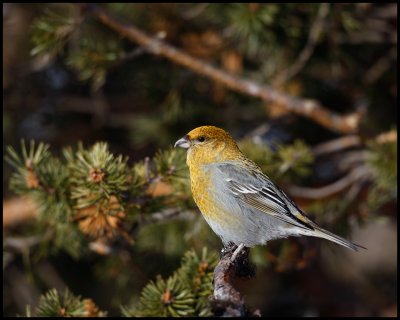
[
  {"x1": 210, "y1": 244, "x2": 256, "y2": 317},
  {"x1": 80, "y1": 3, "x2": 362, "y2": 134}
]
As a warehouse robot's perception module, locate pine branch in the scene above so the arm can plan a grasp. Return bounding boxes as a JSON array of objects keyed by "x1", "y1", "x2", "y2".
[
  {"x1": 34, "y1": 288, "x2": 106, "y2": 317},
  {"x1": 30, "y1": 6, "x2": 79, "y2": 56},
  {"x1": 79, "y1": 3, "x2": 363, "y2": 134},
  {"x1": 5, "y1": 140, "x2": 191, "y2": 258},
  {"x1": 288, "y1": 129, "x2": 397, "y2": 200},
  {"x1": 239, "y1": 138, "x2": 314, "y2": 182},
  {"x1": 125, "y1": 247, "x2": 218, "y2": 317}
]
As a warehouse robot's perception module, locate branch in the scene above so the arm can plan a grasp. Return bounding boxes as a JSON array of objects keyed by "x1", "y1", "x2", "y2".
[
  {"x1": 141, "y1": 207, "x2": 192, "y2": 225},
  {"x1": 3, "y1": 197, "x2": 38, "y2": 228},
  {"x1": 273, "y1": 3, "x2": 330, "y2": 86},
  {"x1": 312, "y1": 129, "x2": 397, "y2": 156},
  {"x1": 286, "y1": 165, "x2": 371, "y2": 199},
  {"x1": 80, "y1": 3, "x2": 362, "y2": 134},
  {"x1": 312, "y1": 135, "x2": 362, "y2": 156},
  {"x1": 364, "y1": 47, "x2": 397, "y2": 84},
  {"x1": 4, "y1": 230, "x2": 53, "y2": 252},
  {"x1": 375, "y1": 129, "x2": 397, "y2": 144},
  {"x1": 210, "y1": 245, "x2": 257, "y2": 317}
]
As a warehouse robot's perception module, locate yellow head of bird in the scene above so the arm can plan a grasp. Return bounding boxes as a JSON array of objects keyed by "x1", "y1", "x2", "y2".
[{"x1": 174, "y1": 126, "x2": 242, "y2": 167}]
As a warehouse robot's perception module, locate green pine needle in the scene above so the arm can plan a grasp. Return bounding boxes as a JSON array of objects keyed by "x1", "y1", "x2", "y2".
[
  {"x1": 31, "y1": 6, "x2": 77, "y2": 56},
  {"x1": 36, "y1": 288, "x2": 85, "y2": 317},
  {"x1": 125, "y1": 247, "x2": 217, "y2": 317},
  {"x1": 68, "y1": 142, "x2": 129, "y2": 210},
  {"x1": 366, "y1": 139, "x2": 397, "y2": 209},
  {"x1": 35, "y1": 288, "x2": 106, "y2": 317}
]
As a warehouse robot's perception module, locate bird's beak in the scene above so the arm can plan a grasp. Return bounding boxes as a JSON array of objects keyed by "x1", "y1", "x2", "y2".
[{"x1": 174, "y1": 135, "x2": 191, "y2": 149}]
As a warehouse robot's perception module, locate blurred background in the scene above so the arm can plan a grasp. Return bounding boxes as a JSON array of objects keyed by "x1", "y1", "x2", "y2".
[{"x1": 3, "y1": 3, "x2": 397, "y2": 317}]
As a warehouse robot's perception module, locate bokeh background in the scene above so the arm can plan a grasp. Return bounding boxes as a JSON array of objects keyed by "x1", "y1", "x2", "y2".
[{"x1": 3, "y1": 3, "x2": 397, "y2": 317}]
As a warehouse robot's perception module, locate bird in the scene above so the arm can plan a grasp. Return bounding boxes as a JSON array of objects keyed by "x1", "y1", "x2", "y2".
[{"x1": 174, "y1": 125, "x2": 364, "y2": 254}]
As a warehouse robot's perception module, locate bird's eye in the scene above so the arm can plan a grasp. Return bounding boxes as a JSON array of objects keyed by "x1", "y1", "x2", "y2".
[{"x1": 198, "y1": 136, "x2": 206, "y2": 142}]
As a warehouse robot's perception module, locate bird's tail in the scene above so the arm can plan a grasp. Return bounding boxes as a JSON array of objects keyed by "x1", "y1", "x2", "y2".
[{"x1": 311, "y1": 226, "x2": 366, "y2": 251}]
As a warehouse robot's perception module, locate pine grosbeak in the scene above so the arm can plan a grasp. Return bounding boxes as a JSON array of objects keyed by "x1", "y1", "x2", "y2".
[{"x1": 175, "y1": 125, "x2": 363, "y2": 251}]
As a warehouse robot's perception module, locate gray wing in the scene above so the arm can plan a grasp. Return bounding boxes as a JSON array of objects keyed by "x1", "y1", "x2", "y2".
[{"x1": 210, "y1": 161, "x2": 315, "y2": 231}]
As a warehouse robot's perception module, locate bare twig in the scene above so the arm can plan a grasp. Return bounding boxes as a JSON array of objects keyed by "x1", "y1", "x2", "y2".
[
  {"x1": 335, "y1": 31, "x2": 397, "y2": 44},
  {"x1": 364, "y1": 48, "x2": 397, "y2": 84},
  {"x1": 3, "y1": 197, "x2": 38, "y2": 228},
  {"x1": 35, "y1": 261, "x2": 67, "y2": 292},
  {"x1": 79, "y1": 3, "x2": 362, "y2": 134},
  {"x1": 6, "y1": 266, "x2": 42, "y2": 314},
  {"x1": 286, "y1": 165, "x2": 371, "y2": 199},
  {"x1": 312, "y1": 135, "x2": 362, "y2": 156},
  {"x1": 4, "y1": 236, "x2": 44, "y2": 251},
  {"x1": 312, "y1": 129, "x2": 397, "y2": 156},
  {"x1": 273, "y1": 3, "x2": 330, "y2": 86},
  {"x1": 4, "y1": 230, "x2": 53, "y2": 252},
  {"x1": 110, "y1": 31, "x2": 167, "y2": 69},
  {"x1": 375, "y1": 130, "x2": 397, "y2": 144},
  {"x1": 243, "y1": 122, "x2": 272, "y2": 139},
  {"x1": 144, "y1": 207, "x2": 185, "y2": 224},
  {"x1": 371, "y1": 3, "x2": 397, "y2": 19},
  {"x1": 337, "y1": 150, "x2": 370, "y2": 172}
]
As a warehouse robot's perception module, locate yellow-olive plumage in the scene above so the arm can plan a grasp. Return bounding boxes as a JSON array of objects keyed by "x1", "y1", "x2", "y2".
[{"x1": 175, "y1": 125, "x2": 363, "y2": 251}]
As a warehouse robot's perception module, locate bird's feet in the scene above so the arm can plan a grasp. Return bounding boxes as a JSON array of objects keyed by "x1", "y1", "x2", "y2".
[
  {"x1": 230, "y1": 243, "x2": 245, "y2": 263},
  {"x1": 222, "y1": 243, "x2": 255, "y2": 279},
  {"x1": 220, "y1": 243, "x2": 248, "y2": 264},
  {"x1": 220, "y1": 242, "x2": 237, "y2": 259}
]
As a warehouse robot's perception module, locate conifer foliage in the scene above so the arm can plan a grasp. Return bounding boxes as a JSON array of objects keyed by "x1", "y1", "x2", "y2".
[{"x1": 3, "y1": 3, "x2": 396, "y2": 317}]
